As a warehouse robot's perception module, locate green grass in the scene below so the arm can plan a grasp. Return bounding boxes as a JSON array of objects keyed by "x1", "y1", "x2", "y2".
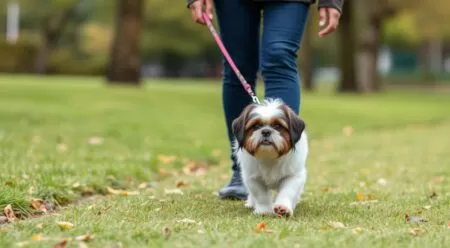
[{"x1": 0, "y1": 75, "x2": 449, "y2": 247}]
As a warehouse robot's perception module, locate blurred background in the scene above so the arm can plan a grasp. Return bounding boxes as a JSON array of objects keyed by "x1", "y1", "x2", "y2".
[{"x1": 0, "y1": 0, "x2": 449, "y2": 91}]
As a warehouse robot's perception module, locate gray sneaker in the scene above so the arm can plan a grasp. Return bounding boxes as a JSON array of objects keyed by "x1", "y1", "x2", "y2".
[{"x1": 218, "y1": 169, "x2": 248, "y2": 200}]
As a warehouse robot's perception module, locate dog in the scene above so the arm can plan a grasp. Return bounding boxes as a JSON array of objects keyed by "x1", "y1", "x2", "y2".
[{"x1": 232, "y1": 98, "x2": 308, "y2": 217}]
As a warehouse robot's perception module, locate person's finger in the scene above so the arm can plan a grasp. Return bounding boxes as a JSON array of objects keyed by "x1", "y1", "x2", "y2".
[
  {"x1": 318, "y1": 8, "x2": 327, "y2": 27},
  {"x1": 205, "y1": 0, "x2": 214, "y2": 20}
]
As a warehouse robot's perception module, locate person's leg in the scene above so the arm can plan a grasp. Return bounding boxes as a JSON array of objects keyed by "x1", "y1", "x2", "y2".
[
  {"x1": 260, "y1": 2, "x2": 310, "y2": 114},
  {"x1": 213, "y1": 0, "x2": 262, "y2": 200}
]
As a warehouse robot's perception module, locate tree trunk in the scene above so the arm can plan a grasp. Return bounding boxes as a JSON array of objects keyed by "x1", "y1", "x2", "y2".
[
  {"x1": 34, "y1": 6, "x2": 78, "y2": 74},
  {"x1": 338, "y1": 0, "x2": 359, "y2": 92},
  {"x1": 356, "y1": 6, "x2": 383, "y2": 92},
  {"x1": 107, "y1": 0, "x2": 143, "y2": 85},
  {"x1": 300, "y1": 18, "x2": 314, "y2": 91}
]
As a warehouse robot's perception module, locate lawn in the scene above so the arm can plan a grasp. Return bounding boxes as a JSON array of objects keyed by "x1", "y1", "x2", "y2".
[{"x1": 0, "y1": 75, "x2": 449, "y2": 247}]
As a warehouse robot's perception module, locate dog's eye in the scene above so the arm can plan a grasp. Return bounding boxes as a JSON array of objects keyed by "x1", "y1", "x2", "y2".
[
  {"x1": 272, "y1": 124, "x2": 282, "y2": 130},
  {"x1": 252, "y1": 124, "x2": 262, "y2": 130}
]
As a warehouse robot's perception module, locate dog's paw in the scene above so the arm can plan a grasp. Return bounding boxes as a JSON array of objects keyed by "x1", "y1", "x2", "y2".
[
  {"x1": 244, "y1": 199, "x2": 254, "y2": 209},
  {"x1": 273, "y1": 204, "x2": 293, "y2": 218},
  {"x1": 253, "y1": 205, "x2": 274, "y2": 216}
]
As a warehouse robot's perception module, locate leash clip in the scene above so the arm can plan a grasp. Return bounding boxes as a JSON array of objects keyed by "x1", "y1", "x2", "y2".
[{"x1": 252, "y1": 96, "x2": 261, "y2": 104}]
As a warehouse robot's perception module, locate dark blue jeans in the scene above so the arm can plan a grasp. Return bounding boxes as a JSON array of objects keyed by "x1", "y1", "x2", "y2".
[{"x1": 214, "y1": 0, "x2": 310, "y2": 172}]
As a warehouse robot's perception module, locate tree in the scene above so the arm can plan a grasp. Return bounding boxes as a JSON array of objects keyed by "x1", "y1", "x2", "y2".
[
  {"x1": 107, "y1": 0, "x2": 144, "y2": 85},
  {"x1": 338, "y1": 0, "x2": 358, "y2": 92}
]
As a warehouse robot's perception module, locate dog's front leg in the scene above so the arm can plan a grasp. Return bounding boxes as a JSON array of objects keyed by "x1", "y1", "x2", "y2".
[
  {"x1": 273, "y1": 174, "x2": 306, "y2": 217},
  {"x1": 246, "y1": 178, "x2": 273, "y2": 216}
]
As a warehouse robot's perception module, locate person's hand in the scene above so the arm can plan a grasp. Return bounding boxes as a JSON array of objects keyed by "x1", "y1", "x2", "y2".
[
  {"x1": 318, "y1": 7, "x2": 341, "y2": 37},
  {"x1": 189, "y1": 0, "x2": 214, "y2": 25}
]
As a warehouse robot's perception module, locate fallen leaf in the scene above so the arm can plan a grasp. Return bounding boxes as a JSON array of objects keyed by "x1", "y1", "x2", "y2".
[
  {"x1": 87, "y1": 137, "x2": 103, "y2": 145},
  {"x1": 72, "y1": 182, "x2": 81, "y2": 188},
  {"x1": 176, "y1": 218, "x2": 196, "y2": 224},
  {"x1": 423, "y1": 205, "x2": 432, "y2": 210},
  {"x1": 377, "y1": 178, "x2": 388, "y2": 186},
  {"x1": 409, "y1": 228, "x2": 425, "y2": 236},
  {"x1": 447, "y1": 220, "x2": 450, "y2": 229},
  {"x1": 31, "y1": 233, "x2": 43, "y2": 241},
  {"x1": 157, "y1": 155, "x2": 177, "y2": 164},
  {"x1": 176, "y1": 180, "x2": 188, "y2": 188},
  {"x1": 343, "y1": 126, "x2": 354, "y2": 136},
  {"x1": 164, "y1": 188, "x2": 184, "y2": 195},
  {"x1": 107, "y1": 187, "x2": 140, "y2": 196},
  {"x1": 162, "y1": 227, "x2": 171, "y2": 239},
  {"x1": 366, "y1": 194, "x2": 375, "y2": 200},
  {"x1": 357, "y1": 192, "x2": 364, "y2": 201},
  {"x1": 182, "y1": 161, "x2": 208, "y2": 176},
  {"x1": 405, "y1": 214, "x2": 428, "y2": 223},
  {"x1": 0, "y1": 228, "x2": 5, "y2": 232},
  {"x1": 428, "y1": 192, "x2": 438, "y2": 199},
  {"x1": 255, "y1": 222, "x2": 265, "y2": 233},
  {"x1": 352, "y1": 227, "x2": 363, "y2": 234},
  {"x1": 56, "y1": 221, "x2": 74, "y2": 230},
  {"x1": 31, "y1": 199, "x2": 47, "y2": 213},
  {"x1": 138, "y1": 183, "x2": 148, "y2": 189},
  {"x1": 36, "y1": 223, "x2": 44, "y2": 229},
  {"x1": 431, "y1": 176, "x2": 444, "y2": 185},
  {"x1": 3, "y1": 204, "x2": 16, "y2": 222},
  {"x1": 57, "y1": 143, "x2": 68, "y2": 152},
  {"x1": 53, "y1": 240, "x2": 68, "y2": 248},
  {"x1": 75, "y1": 234, "x2": 95, "y2": 242},
  {"x1": 328, "y1": 221, "x2": 345, "y2": 229}
]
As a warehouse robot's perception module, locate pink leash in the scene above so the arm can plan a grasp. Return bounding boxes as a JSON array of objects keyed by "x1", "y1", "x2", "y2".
[{"x1": 202, "y1": 12, "x2": 261, "y2": 104}]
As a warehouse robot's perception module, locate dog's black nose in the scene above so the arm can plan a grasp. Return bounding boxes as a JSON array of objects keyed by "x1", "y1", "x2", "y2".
[{"x1": 261, "y1": 129, "x2": 272, "y2": 137}]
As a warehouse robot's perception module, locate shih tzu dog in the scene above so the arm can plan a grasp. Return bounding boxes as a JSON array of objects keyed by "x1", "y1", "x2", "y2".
[{"x1": 232, "y1": 98, "x2": 308, "y2": 217}]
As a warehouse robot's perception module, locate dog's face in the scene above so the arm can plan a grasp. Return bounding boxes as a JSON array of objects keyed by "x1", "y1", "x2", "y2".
[{"x1": 232, "y1": 99, "x2": 305, "y2": 159}]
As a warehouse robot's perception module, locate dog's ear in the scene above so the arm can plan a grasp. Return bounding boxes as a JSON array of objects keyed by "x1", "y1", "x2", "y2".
[
  {"x1": 232, "y1": 104, "x2": 256, "y2": 147},
  {"x1": 282, "y1": 105, "x2": 305, "y2": 146}
]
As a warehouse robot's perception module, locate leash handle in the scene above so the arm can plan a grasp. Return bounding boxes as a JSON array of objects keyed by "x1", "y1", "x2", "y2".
[{"x1": 202, "y1": 12, "x2": 260, "y2": 105}]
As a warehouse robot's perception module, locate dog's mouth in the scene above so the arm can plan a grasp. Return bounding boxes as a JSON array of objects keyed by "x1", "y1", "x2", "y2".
[{"x1": 260, "y1": 138, "x2": 273, "y2": 146}]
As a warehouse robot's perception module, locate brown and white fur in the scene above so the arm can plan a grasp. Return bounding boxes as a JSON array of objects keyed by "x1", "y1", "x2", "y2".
[{"x1": 232, "y1": 98, "x2": 308, "y2": 217}]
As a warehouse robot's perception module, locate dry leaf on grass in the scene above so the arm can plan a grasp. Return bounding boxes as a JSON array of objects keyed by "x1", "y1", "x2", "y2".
[
  {"x1": 176, "y1": 180, "x2": 189, "y2": 188},
  {"x1": 352, "y1": 227, "x2": 363, "y2": 234},
  {"x1": 107, "y1": 187, "x2": 139, "y2": 196},
  {"x1": 157, "y1": 155, "x2": 177, "y2": 164},
  {"x1": 53, "y1": 239, "x2": 68, "y2": 248},
  {"x1": 182, "y1": 161, "x2": 208, "y2": 176},
  {"x1": 75, "y1": 234, "x2": 95, "y2": 242},
  {"x1": 162, "y1": 227, "x2": 171, "y2": 239},
  {"x1": 376, "y1": 178, "x2": 388, "y2": 186},
  {"x1": 328, "y1": 221, "x2": 346, "y2": 229},
  {"x1": 409, "y1": 228, "x2": 425, "y2": 236},
  {"x1": 56, "y1": 221, "x2": 74, "y2": 230},
  {"x1": 36, "y1": 223, "x2": 44, "y2": 229},
  {"x1": 31, "y1": 199, "x2": 47, "y2": 213},
  {"x1": 87, "y1": 137, "x2": 103, "y2": 145},
  {"x1": 3, "y1": 204, "x2": 16, "y2": 222},
  {"x1": 254, "y1": 222, "x2": 266, "y2": 233},
  {"x1": 343, "y1": 126, "x2": 354, "y2": 136},
  {"x1": 357, "y1": 192, "x2": 364, "y2": 201},
  {"x1": 176, "y1": 218, "x2": 197, "y2": 224},
  {"x1": 423, "y1": 205, "x2": 432, "y2": 210},
  {"x1": 447, "y1": 220, "x2": 450, "y2": 229},
  {"x1": 164, "y1": 188, "x2": 184, "y2": 195},
  {"x1": 32, "y1": 233, "x2": 44, "y2": 241}
]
